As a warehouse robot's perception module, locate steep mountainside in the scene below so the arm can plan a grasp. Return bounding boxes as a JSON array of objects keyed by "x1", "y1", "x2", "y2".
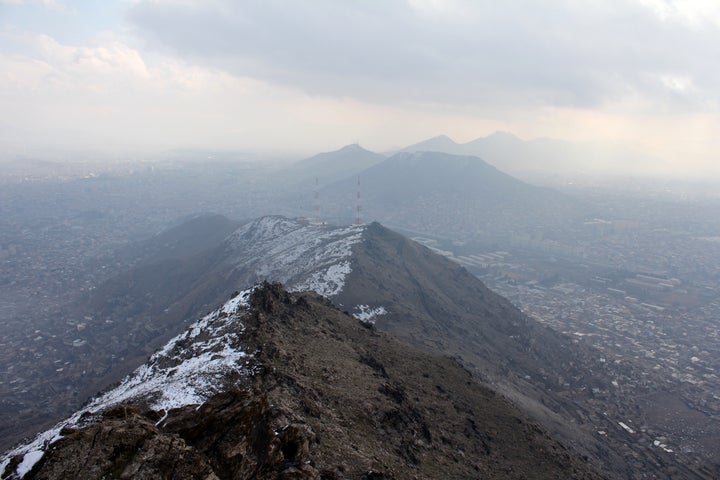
[
  {"x1": 2, "y1": 283, "x2": 605, "y2": 480},
  {"x1": 319, "y1": 151, "x2": 590, "y2": 237},
  {"x1": 338, "y1": 223, "x2": 716, "y2": 479}
]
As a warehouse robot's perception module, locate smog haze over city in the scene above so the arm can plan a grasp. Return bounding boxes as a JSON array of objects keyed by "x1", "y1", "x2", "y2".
[{"x1": 2, "y1": 1, "x2": 720, "y2": 479}]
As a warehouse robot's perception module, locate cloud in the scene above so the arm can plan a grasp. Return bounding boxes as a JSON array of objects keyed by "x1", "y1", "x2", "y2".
[
  {"x1": 0, "y1": 30, "x2": 157, "y2": 95},
  {"x1": 0, "y1": 28, "x2": 447, "y2": 157},
  {"x1": 639, "y1": 0, "x2": 720, "y2": 29},
  {"x1": 0, "y1": 0, "x2": 64, "y2": 10},
  {"x1": 0, "y1": 30, "x2": 280, "y2": 154},
  {"x1": 125, "y1": 0, "x2": 720, "y2": 113}
]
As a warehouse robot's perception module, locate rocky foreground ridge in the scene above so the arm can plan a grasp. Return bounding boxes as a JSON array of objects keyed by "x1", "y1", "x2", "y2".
[{"x1": 2, "y1": 283, "x2": 603, "y2": 480}]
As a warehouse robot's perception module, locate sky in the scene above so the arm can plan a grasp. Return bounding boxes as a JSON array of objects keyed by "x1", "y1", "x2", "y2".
[{"x1": 0, "y1": 0, "x2": 719, "y2": 176}]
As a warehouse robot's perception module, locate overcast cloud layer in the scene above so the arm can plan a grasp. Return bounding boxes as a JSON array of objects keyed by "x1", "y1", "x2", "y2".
[
  {"x1": 1, "y1": 0, "x2": 719, "y2": 176},
  {"x1": 128, "y1": 0, "x2": 719, "y2": 110}
]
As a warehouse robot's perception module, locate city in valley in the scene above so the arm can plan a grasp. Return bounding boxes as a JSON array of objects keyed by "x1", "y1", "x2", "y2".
[{"x1": 413, "y1": 189, "x2": 720, "y2": 463}]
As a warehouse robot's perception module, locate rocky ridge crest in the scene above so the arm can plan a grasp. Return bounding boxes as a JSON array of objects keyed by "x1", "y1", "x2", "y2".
[{"x1": 2, "y1": 283, "x2": 603, "y2": 480}]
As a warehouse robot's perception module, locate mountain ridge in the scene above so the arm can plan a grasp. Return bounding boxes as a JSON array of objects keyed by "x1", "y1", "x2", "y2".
[{"x1": 1, "y1": 282, "x2": 605, "y2": 480}]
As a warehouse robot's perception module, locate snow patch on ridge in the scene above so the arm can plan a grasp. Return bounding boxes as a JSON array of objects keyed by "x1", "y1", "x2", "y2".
[
  {"x1": 88, "y1": 288, "x2": 254, "y2": 411},
  {"x1": 227, "y1": 217, "x2": 365, "y2": 297},
  {"x1": 1, "y1": 289, "x2": 254, "y2": 479},
  {"x1": 293, "y1": 261, "x2": 352, "y2": 297},
  {"x1": 353, "y1": 305, "x2": 388, "y2": 323},
  {"x1": 15, "y1": 451, "x2": 43, "y2": 478}
]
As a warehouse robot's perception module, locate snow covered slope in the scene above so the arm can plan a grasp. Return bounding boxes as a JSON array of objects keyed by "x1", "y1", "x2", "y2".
[
  {"x1": 225, "y1": 217, "x2": 387, "y2": 321},
  {"x1": 1, "y1": 289, "x2": 254, "y2": 479},
  {"x1": 225, "y1": 216, "x2": 364, "y2": 297}
]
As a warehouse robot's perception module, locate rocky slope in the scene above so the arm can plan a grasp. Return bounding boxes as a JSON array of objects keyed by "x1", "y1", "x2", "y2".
[{"x1": 2, "y1": 283, "x2": 604, "y2": 480}]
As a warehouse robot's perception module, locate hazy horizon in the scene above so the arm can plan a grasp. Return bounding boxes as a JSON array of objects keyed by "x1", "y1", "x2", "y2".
[{"x1": 1, "y1": 1, "x2": 719, "y2": 178}]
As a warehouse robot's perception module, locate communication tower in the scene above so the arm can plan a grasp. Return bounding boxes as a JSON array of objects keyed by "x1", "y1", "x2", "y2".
[
  {"x1": 356, "y1": 176, "x2": 362, "y2": 225},
  {"x1": 313, "y1": 177, "x2": 320, "y2": 220}
]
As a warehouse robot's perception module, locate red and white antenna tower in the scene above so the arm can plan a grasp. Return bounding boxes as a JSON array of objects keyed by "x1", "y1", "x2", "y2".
[
  {"x1": 313, "y1": 177, "x2": 320, "y2": 220},
  {"x1": 356, "y1": 176, "x2": 362, "y2": 225}
]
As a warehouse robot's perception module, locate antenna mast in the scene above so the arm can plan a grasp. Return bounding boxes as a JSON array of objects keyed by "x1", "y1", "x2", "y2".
[
  {"x1": 313, "y1": 177, "x2": 320, "y2": 220},
  {"x1": 356, "y1": 176, "x2": 362, "y2": 225}
]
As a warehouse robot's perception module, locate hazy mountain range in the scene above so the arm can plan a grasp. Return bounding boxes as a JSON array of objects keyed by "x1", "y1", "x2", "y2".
[
  {"x1": 275, "y1": 139, "x2": 599, "y2": 240},
  {"x1": 397, "y1": 132, "x2": 666, "y2": 182}
]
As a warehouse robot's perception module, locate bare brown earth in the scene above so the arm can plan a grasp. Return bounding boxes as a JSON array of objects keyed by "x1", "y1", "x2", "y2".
[{"x1": 16, "y1": 283, "x2": 605, "y2": 480}]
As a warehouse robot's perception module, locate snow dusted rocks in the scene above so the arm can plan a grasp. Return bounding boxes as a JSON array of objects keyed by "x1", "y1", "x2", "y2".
[
  {"x1": 224, "y1": 217, "x2": 390, "y2": 325},
  {"x1": 352, "y1": 305, "x2": 388, "y2": 324},
  {"x1": 1, "y1": 289, "x2": 254, "y2": 479},
  {"x1": 92, "y1": 289, "x2": 253, "y2": 414},
  {"x1": 226, "y1": 216, "x2": 364, "y2": 297}
]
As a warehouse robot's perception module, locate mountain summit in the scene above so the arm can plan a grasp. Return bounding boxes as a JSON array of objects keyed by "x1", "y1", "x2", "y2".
[
  {"x1": 397, "y1": 134, "x2": 460, "y2": 153},
  {"x1": 281, "y1": 144, "x2": 386, "y2": 187}
]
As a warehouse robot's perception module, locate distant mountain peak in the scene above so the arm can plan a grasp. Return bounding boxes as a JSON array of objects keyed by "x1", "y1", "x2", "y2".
[
  {"x1": 485, "y1": 130, "x2": 521, "y2": 141},
  {"x1": 399, "y1": 134, "x2": 459, "y2": 153},
  {"x1": 316, "y1": 143, "x2": 374, "y2": 157},
  {"x1": 284, "y1": 144, "x2": 385, "y2": 186},
  {"x1": 337, "y1": 142, "x2": 367, "y2": 152},
  {"x1": 426, "y1": 134, "x2": 454, "y2": 142}
]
